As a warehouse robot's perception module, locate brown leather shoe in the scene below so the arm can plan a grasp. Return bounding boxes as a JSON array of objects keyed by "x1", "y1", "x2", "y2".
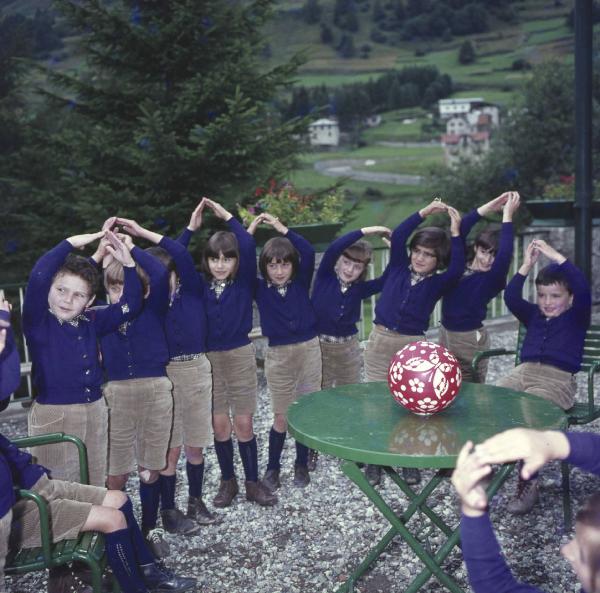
[
  {"x1": 212, "y1": 477, "x2": 239, "y2": 508},
  {"x1": 293, "y1": 464, "x2": 310, "y2": 488},
  {"x1": 245, "y1": 480, "x2": 278, "y2": 506},
  {"x1": 187, "y1": 496, "x2": 220, "y2": 525},
  {"x1": 262, "y1": 469, "x2": 281, "y2": 492}
]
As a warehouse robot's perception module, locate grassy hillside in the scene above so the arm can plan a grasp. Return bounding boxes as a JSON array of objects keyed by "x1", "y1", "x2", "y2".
[{"x1": 3, "y1": 0, "x2": 578, "y2": 229}]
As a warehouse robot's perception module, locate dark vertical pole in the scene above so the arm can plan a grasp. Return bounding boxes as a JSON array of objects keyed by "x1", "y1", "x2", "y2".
[{"x1": 574, "y1": 0, "x2": 592, "y2": 281}]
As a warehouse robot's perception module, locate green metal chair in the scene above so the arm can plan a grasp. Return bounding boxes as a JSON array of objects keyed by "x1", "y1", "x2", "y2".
[
  {"x1": 472, "y1": 324, "x2": 600, "y2": 531},
  {"x1": 4, "y1": 432, "x2": 113, "y2": 593}
]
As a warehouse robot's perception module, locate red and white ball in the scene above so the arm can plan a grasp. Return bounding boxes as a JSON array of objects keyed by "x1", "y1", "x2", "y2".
[{"x1": 387, "y1": 341, "x2": 462, "y2": 415}]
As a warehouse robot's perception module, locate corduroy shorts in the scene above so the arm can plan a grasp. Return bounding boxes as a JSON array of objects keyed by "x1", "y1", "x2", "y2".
[
  {"x1": 495, "y1": 362, "x2": 577, "y2": 411},
  {"x1": 9, "y1": 475, "x2": 106, "y2": 550},
  {"x1": 104, "y1": 376, "x2": 173, "y2": 475},
  {"x1": 28, "y1": 399, "x2": 108, "y2": 487},
  {"x1": 439, "y1": 325, "x2": 490, "y2": 383},
  {"x1": 166, "y1": 356, "x2": 213, "y2": 449},
  {"x1": 320, "y1": 337, "x2": 362, "y2": 389},
  {"x1": 364, "y1": 324, "x2": 423, "y2": 383},
  {"x1": 265, "y1": 337, "x2": 322, "y2": 415},
  {"x1": 207, "y1": 344, "x2": 258, "y2": 416}
]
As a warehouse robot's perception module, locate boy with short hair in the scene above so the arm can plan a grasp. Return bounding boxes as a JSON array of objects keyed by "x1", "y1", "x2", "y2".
[
  {"x1": 100, "y1": 234, "x2": 180, "y2": 558},
  {"x1": 23, "y1": 231, "x2": 142, "y2": 487},
  {"x1": 496, "y1": 238, "x2": 591, "y2": 514},
  {"x1": 0, "y1": 300, "x2": 195, "y2": 593}
]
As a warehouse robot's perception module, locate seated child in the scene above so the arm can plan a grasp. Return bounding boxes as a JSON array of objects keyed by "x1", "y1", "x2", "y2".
[
  {"x1": 495, "y1": 238, "x2": 592, "y2": 514},
  {"x1": 0, "y1": 302, "x2": 195, "y2": 593},
  {"x1": 181, "y1": 198, "x2": 276, "y2": 508},
  {"x1": 251, "y1": 213, "x2": 322, "y2": 491},
  {"x1": 363, "y1": 199, "x2": 464, "y2": 485},
  {"x1": 440, "y1": 192, "x2": 520, "y2": 382},
  {"x1": 23, "y1": 230, "x2": 142, "y2": 487},
  {"x1": 116, "y1": 216, "x2": 219, "y2": 533},
  {"x1": 100, "y1": 233, "x2": 177, "y2": 558},
  {"x1": 452, "y1": 427, "x2": 600, "y2": 593}
]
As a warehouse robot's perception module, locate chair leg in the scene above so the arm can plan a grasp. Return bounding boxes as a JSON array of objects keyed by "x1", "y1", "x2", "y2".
[{"x1": 561, "y1": 460, "x2": 573, "y2": 533}]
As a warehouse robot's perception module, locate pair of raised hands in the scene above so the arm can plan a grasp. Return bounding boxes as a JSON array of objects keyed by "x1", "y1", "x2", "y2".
[
  {"x1": 451, "y1": 428, "x2": 570, "y2": 516},
  {"x1": 68, "y1": 220, "x2": 135, "y2": 269},
  {"x1": 419, "y1": 199, "x2": 462, "y2": 237}
]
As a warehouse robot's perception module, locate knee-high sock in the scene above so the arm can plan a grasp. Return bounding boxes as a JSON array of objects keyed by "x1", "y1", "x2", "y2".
[
  {"x1": 267, "y1": 428, "x2": 286, "y2": 471},
  {"x1": 105, "y1": 528, "x2": 149, "y2": 593},
  {"x1": 186, "y1": 461, "x2": 205, "y2": 498},
  {"x1": 214, "y1": 438, "x2": 235, "y2": 480},
  {"x1": 159, "y1": 474, "x2": 176, "y2": 511},
  {"x1": 139, "y1": 480, "x2": 161, "y2": 532},
  {"x1": 119, "y1": 498, "x2": 155, "y2": 566},
  {"x1": 295, "y1": 441, "x2": 309, "y2": 467},
  {"x1": 238, "y1": 436, "x2": 258, "y2": 482}
]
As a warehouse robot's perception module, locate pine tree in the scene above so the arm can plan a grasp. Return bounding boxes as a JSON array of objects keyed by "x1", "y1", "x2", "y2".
[{"x1": 32, "y1": 0, "x2": 307, "y2": 238}]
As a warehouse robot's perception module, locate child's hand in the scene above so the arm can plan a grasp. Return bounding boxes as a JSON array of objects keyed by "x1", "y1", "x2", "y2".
[
  {"x1": 451, "y1": 441, "x2": 490, "y2": 516},
  {"x1": 115, "y1": 218, "x2": 145, "y2": 237},
  {"x1": 102, "y1": 217, "x2": 118, "y2": 232},
  {"x1": 246, "y1": 213, "x2": 266, "y2": 236},
  {"x1": 472, "y1": 428, "x2": 570, "y2": 481},
  {"x1": 447, "y1": 206, "x2": 461, "y2": 236},
  {"x1": 520, "y1": 240, "x2": 539, "y2": 273},
  {"x1": 419, "y1": 198, "x2": 448, "y2": 218},
  {"x1": 188, "y1": 199, "x2": 206, "y2": 231},
  {"x1": 478, "y1": 192, "x2": 511, "y2": 217},
  {"x1": 531, "y1": 239, "x2": 566, "y2": 265},
  {"x1": 502, "y1": 191, "x2": 520, "y2": 222},
  {"x1": 202, "y1": 198, "x2": 232, "y2": 221},
  {"x1": 105, "y1": 231, "x2": 135, "y2": 267},
  {"x1": 260, "y1": 213, "x2": 288, "y2": 234},
  {"x1": 381, "y1": 236, "x2": 391, "y2": 248},
  {"x1": 114, "y1": 232, "x2": 134, "y2": 252},
  {"x1": 66, "y1": 231, "x2": 106, "y2": 250},
  {"x1": 361, "y1": 226, "x2": 392, "y2": 237}
]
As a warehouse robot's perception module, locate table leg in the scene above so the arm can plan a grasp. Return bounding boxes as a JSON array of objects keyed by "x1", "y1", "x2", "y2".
[{"x1": 337, "y1": 460, "x2": 515, "y2": 593}]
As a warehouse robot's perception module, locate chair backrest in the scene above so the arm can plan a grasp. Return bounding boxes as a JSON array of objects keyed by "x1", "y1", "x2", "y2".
[
  {"x1": 514, "y1": 323, "x2": 600, "y2": 372},
  {"x1": 582, "y1": 324, "x2": 600, "y2": 374}
]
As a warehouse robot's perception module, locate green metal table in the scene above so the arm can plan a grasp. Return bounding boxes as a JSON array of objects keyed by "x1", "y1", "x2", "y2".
[{"x1": 287, "y1": 381, "x2": 567, "y2": 593}]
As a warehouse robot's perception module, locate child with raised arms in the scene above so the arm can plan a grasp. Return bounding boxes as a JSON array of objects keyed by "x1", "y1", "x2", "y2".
[
  {"x1": 115, "y1": 216, "x2": 219, "y2": 536},
  {"x1": 249, "y1": 213, "x2": 322, "y2": 491},
  {"x1": 308, "y1": 226, "x2": 390, "y2": 470},
  {"x1": 100, "y1": 230, "x2": 177, "y2": 558},
  {"x1": 363, "y1": 199, "x2": 464, "y2": 485},
  {"x1": 0, "y1": 299, "x2": 195, "y2": 593},
  {"x1": 180, "y1": 198, "x2": 277, "y2": 508},
  {"x1": 440, "y1": 191, "x2": 520, "y2": 382},
  {"x1": 495, "y1": 238, "x2": 591, "y2": 514},
  {"x1": 23, "y1": 230, "x2": 142, "y2": 487}
]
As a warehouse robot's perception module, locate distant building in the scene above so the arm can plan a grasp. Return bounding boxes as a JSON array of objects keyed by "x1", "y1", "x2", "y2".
[
  {"x1": 308, "y1": 118, "x2": 340, "y2": 147},
  {"x1": 439, "y1": 99, "x2": 499, "y2": 167},
  {"x1": 364, "y1": 114, "x2": 382, "y2": 128}
]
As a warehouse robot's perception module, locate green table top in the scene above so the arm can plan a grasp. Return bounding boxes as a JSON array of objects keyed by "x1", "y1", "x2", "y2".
[{"x1": 287, "y1": 382, "x2": 567, "y2": 469}]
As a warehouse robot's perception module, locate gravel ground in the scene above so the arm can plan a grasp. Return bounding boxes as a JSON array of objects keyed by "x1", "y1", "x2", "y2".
[{"x1": 4, "y1": 315, "x2": 600, "y2": 593}]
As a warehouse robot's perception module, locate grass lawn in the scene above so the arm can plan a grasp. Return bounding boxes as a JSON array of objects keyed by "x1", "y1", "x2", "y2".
[{"x1": 362, "y1": 111, "x2": 428, "y2": 142}]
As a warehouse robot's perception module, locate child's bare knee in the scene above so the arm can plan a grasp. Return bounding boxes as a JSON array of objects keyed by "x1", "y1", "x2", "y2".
[
  {"x1": 103, "y1": 489, "x2": 128, "y2": 509},
  {"x1": 138, "y1": 467, "x2": 159, "y2": 483}
]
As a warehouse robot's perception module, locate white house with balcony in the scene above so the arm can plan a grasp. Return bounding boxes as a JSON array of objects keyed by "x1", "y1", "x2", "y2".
[{"x1": 308, "y1": 118, "x2": 340, "y2": 147}]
